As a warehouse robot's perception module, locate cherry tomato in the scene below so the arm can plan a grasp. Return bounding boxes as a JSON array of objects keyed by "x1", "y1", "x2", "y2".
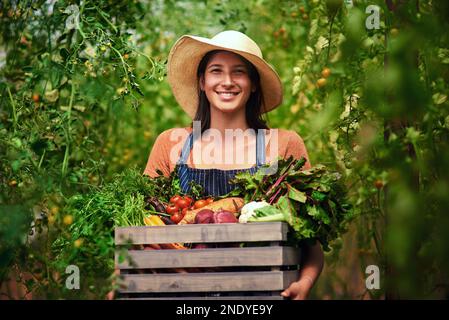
[
  {"x1": 321, "y1": 67, "x2": 331, "y2": 78},
  {"x1": 206, "y1": 198, "x2": 214, "y2": 204},
  {"x1": 194, "y1": 200, "x2": 207, "y2": 209},
  {"x1": 316, "y1": 78, "x2": 327, "y2": 88},
  {"x1": 183, "y1": 196, "x2": 193, "y2": 207},
  {"x1": 171, "y1": 212, "x2": 183, "y2": 224},
  {"x1": 170, "y1": 195, "x2": 181, "y2": 204},
  {"x1": 176, "y1": 198, "x2": 189, "y2": 209},
  {"x1": 374, "y1": 180, "x2": 384, "y2": 189},
  {"x1": 166, "y1": 204, "x2": 179, "y2": 215}
]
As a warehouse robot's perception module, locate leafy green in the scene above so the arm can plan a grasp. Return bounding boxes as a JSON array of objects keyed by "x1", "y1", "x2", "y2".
[
  {"x1": 288, "y1": 185, "x2": 307, "y2": 203},
  {"x1": 47, "y1": 166, "x2": 201, "y2": 297},
  {"x1": 228, "y1": 156, "x2": 355, "y2": 251}
]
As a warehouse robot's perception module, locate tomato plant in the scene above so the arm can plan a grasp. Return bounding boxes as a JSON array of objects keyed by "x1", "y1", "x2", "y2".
[{"x1": 1, "y1": 0, "x2": 448, "y2": 300}]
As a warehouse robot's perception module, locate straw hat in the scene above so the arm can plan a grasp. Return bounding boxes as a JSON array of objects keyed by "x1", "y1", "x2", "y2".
[{"x1": 167, "y1": 30, "x2": 283, "y2": 118}]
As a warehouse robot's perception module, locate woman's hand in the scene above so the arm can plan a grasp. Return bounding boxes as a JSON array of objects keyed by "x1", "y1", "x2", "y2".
[
  {"x1": 282, "y1": 240, "x2": 324, "y2": 300},
  {"x1": 281, "y1": 276, "x2": 314, "y2": 300}
]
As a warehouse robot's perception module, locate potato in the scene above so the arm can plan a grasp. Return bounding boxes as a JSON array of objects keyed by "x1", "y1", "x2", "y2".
[{"x1": 179, "y1": 197, "x2": 245, "y2": 224}]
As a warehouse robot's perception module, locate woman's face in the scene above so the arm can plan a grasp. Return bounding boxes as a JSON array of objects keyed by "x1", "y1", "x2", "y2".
[{"x1": 200, "y1": 51, "x2": 255, "y2": 114}]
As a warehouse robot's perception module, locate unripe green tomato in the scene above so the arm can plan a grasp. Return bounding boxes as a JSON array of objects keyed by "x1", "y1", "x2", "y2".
[{"x1": 325, "y1": 0, "x2": 343, "y2": 15}]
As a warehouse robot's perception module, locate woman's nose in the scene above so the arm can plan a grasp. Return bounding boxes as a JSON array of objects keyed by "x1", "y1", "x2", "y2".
[{"x1": 221, "y1": 72, "x2": 234, "y2": 86}]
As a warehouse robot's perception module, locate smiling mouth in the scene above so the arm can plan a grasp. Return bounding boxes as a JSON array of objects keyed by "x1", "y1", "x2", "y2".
[{"x1": 216, "y1": 91, "x2": 240, "y2": 98}]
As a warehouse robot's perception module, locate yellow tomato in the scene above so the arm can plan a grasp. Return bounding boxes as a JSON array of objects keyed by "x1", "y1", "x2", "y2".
[
  {"x1": 63, "y1": 215, "x2": 73, "y2": 226},
  {"x1": 321, "y1": 67, "x2": 331, "y2": 78},
  {"x1": 74, "y1": 238, "x2": 83, "y2": 248},
  {"x1": 50, "y1": 206, "x2": 59, "y2": 215},
  {"x1": 316, "y1": 78, "x2": 327, "y2": 88}
]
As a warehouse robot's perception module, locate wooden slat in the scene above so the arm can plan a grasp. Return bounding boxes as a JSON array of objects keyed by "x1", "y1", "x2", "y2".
[
  {"x1": 115, "y1": 222, "x2": 289, "y2": 245},
  {"x1": 118, "y1": 270, "x2": 299, "y2": 293},
  {"x1": 116, "y1": 246, "x2": 300, "y2": 269}
]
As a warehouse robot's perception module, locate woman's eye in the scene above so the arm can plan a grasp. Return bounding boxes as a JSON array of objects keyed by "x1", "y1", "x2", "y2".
[
  {"x1": 234, "y1": 70, "x2": 245, "y2": 74},
  {"x1": 210, "y1": 69, "x2": 221, "y2": 73}
]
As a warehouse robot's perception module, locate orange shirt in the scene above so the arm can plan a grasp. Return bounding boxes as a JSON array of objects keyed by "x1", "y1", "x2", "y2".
[{"x1": 143, "y1": 127, "x2": 311, "y2": 178}]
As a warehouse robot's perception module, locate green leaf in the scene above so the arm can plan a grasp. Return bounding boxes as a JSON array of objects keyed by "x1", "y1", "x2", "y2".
[
  {"x1": 11, "y1": 160, "x2": 21, "y2": 172},
  {"x1": 60, "y1": 48, "x2": 70, "y2": 60},
  {"x1": 306, "y1": 205, "x2": 331, "y2": 225},
  {"x1": 288, "y1": 186, "x2": 307, "y2": 203},
  {"x1": 311, "y1": 190, "x2": 327, "y2": 202},
  {"x1": 254, "y1": 204, "x2": 283, "y2": 217},
  {"x1": 276, "y1": 195, "x2": 297, "y2": 224}
]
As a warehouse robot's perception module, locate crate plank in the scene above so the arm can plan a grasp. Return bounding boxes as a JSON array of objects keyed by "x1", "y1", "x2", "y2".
[
  {"x1": 116, "y1": 246, "x2": 300, "y2": 269},
  {"x1": 119, "y1": 270, "x2": 299, "y2": 293},
  {"x1": 115, "y1": 222, "x2": 289, "y2": 245},
  {"x1": 115, "y1": 222, "x2": 288, "y2": 245}
]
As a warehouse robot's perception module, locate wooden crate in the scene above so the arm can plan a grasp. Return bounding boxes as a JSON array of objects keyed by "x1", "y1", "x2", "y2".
[{"x1": 115, "y1": 222, "x2": 300, "y2": 300}]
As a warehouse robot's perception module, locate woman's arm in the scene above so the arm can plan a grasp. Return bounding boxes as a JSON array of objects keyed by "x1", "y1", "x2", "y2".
[
  {"x1": 280, "y1": 130, "x2": 323, "y2": 299},
  {"x1": 281, "y1": 240, "x2": 324, "y2": 300}
]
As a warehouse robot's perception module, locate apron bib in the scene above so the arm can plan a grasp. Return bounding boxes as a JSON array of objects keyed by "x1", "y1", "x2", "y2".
[{"x1": 177, "y1": 129, "x2": 266, "y2": 196}]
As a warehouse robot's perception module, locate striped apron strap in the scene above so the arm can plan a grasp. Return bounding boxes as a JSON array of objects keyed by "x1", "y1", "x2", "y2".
[
  {"x1": 177, "y1": 132, "x2": 194, "y2": 193},
  {"x1": 177, "y1": 132, "x2": 194, "y2": 165},
  {"x1": 256, "y1": 129, "x2": 266, "y2": 166}
]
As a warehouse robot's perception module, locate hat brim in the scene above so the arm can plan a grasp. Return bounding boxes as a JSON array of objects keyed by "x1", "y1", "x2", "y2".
[{"x1": 167, "y1": 35, "x2": 283, "y2": 118}]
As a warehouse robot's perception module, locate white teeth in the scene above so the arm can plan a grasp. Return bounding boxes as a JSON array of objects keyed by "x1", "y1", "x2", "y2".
[{"x1": 217, "y1": 92, "x2": 239, "y2": 96}]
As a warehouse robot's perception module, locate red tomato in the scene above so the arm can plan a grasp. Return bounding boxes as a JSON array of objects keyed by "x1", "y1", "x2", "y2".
[
  {"x1": 181, "y1": 207, "x2": 188, "y2": 217},
  {"x1": 170, "y1": 195, "x2": 181, "y2": 204},
  {"x1": 374, "y1": 180, "x2": 384, "y2": 189},
  {"x1": 194, "y1": 200, "x2": 207, "y2": 209},
  {"x1": 166, "y1": 204, "x2": 179, "y2": 215},
  {"x1": 170, "y1": 212, "x2": 183, "y2": 224},
  {"x1": 206, "y1": 198, "x2": 214, "y2": 204},
  {"x1": 176, "y1": 198, "x2": 189, "y2": 209},
  {"x1": 183, "y1": 196, "x2": 193, "y2": 207}
]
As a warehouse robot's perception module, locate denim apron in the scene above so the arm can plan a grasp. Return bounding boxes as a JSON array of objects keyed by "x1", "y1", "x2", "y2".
[{"x1": 177, "y1": 130, "x2": 266, "y2": 197}]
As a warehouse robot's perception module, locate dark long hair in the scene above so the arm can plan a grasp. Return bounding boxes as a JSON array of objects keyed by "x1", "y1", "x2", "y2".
[{"x1": 193, "y1": 50, "x2": 269, "y2": 133}]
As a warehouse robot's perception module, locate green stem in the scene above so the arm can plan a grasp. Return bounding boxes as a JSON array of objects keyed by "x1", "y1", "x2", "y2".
[
  {"x1": 6, "y1": 86, "x2": 18, "y2": 133},
  {"x1": 248, "y1": 213, "x2": 285, "y2": 223},
  {"x1": 326, "y1": 12, "x2": 336, "y2": 64},
  {"x1": 38, "y1": 149, "x2": 46, "y2": 170},
  {"x1": 133, "y1": 49, "x2": 157, "y2": 77},
  {"x1": 77, "y1": 3, "x2": 86, "y2": 39},
  {"x1": 146, "y1": 209, "x2": 170, "y2": 217},
  {"x1": 411, "y1": 140, "x2": 423, "y2": 192},
  {"x1": 62, "y1": 82, "x2": 75, "y2": 177},
  {"x1": 111, "y1": 46, "x2": 129, "y2": 80},
  {"x1": 96, "y1": 7, "x2": 118, "y2": 33},
  {"x1": 371, "y1": 220, "x2": 382, "y2": 257}
]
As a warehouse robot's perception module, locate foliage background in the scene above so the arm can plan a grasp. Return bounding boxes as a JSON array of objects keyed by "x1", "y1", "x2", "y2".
[{"x1": 1, "y1": 0, "x2": 448, "y2": 299}]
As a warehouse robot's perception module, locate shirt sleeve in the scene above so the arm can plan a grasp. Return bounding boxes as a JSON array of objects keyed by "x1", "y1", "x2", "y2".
[
  {"x1": 143, "y1": 130, "x2": 171, "y2": 178},
  {"x1": 284, "y1": 130, "x2": 312, "y2": 170}
]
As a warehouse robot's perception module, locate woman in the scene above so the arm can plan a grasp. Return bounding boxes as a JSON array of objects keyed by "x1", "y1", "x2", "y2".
[{"x1": 143, "y1": 30, "x2": 324, "y2": 300}]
